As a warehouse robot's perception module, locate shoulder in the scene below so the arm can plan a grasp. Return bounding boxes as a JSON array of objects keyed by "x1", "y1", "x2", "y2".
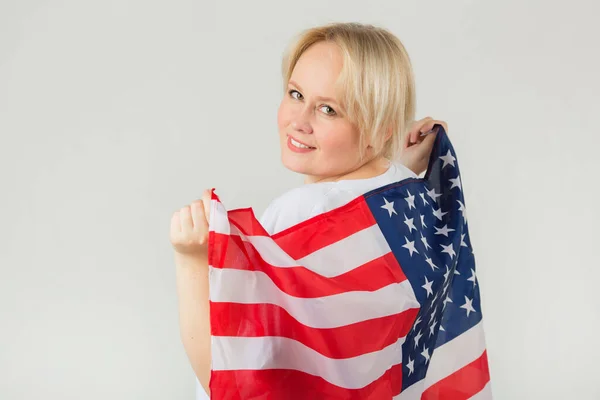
[
  {"x1": 259, "y1": 161, "x2": 416, "y2": 235},
  {"x1": 259, "y1": 184, "x2": 336, "y2": 235},
  {"x1": 386, "y1": 161, "x2": 418, "y2": 181}
]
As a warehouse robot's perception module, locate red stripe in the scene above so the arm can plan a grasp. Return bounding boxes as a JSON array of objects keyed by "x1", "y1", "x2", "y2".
[
  {"x1": 227, "y1": 208, "x2": 270, "y2": 237},
  {"x1": 210, "y1": 232, "x2": 407, "y2": 297},
  {"x1": 210, "y1": 301, "x2": 418, "y2": 359},
  {"x1": 421, "y1": 350, "x2": 490, "y2": 400},
  {"x1": 272, "y1": 197, "x2": 376, "y2": 259},
  {"x1": 210, "y1": 363, "x2": 403, "y2": 400}
]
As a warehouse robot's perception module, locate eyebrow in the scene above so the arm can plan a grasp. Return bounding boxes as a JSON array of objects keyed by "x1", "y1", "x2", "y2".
[{"x1": 288, "y1": 80, "x2": 339, "y2": 105}]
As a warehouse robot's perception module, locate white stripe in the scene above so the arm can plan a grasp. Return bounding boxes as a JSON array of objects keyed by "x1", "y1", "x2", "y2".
[
  {"x1": 229, "y1": 225, "x2": 301, "y2": 268},
  {"x1": 423, "y1": 321, "x2": 487, "y2": 390},
  {"x1": 394, "y1": 322, "x2": 488, "y2": 400},
  {"x1": 469, "y1": 381, "x2": 493, "y2": 400},
  {"x1": 212, "y1": 335, "x2": 405, "y2": 389},
  {"x1": 209, "y1": 267, "x2": 419, "y2": 329},
  {"x1": 209, "y1": 199, "x2": 230, "y2": 235},
  {"x1": 298, "y1": 224, "x2": 390, "y2": 277},
  {"x1": 394, "y1": 379, "x2": 423, "y2": 399},
  {"x1": 226, "y1": 224, "x2": 391, "y2": 278}
]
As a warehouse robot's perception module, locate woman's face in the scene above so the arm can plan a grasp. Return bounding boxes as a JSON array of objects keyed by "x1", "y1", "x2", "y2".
[{"x1": 277, "y1": 41, "x2": 368, "y2": 183}]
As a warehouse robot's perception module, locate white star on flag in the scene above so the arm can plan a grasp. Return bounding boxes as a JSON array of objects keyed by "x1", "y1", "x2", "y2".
[
  {"x1": 414, "y1": 330, "x2": 423, "y2": 349},
  {"x1": 405, "y1": 190, "x2": 416, "y2": 210},
  {"x1": 420, "y1": 213, "x2": 427, "y2": 228},
  {"x1": 434, "y1": 224, "x2": 456, "y2": 237},
  {"x1": 443, "y1": 294, "x2": 453, "y2": 310},
  {"x1": 450, "y1": 176, "x2": 462, "y2": 191},
  {"x1": 421, "y1": 346, "x2": 431, "y2": 364},
  {"x1": 468, "y1": 268, "x2": 477, "y2": 287},
  {"x1": 381, "y1": 197, "x2": 397, "y2": 217},
  {"x1": 425, "y1": 256, "x2": 439, "y2": 271},
  {"x1": 439, "y1": 150, "x2": 456, "y2": 168},
  {"x1": 419, "y1": 192, "x2": 429, "y2": 206},
  {"x1": 426, "y1": 187, "x2": 441, "y2": 202},
  {"x1": 404, "y1": 214, "x2": 417, "y2": 232},
  {"x1": 444, "y1": 266, "x2": 451, "y2": 281},
  {"x1": 441, "y1": 243, "x2": 456, "y2": 258},
  {"x1": 460, "y1": 295, "x2": 476, "y2": 317},
  {"x1": 412, "y1": 316, "x2": 421, "y2": 332},
  {"x1": 406, "y1": 357, "x2": 415, "y2": 376},
  {"x1": 402, "y1": 237, "x2": 419, "y2": 256},
  {"x1": 420, "y1": 232, "x2": 432, "y2": 250},
  {"x1": 422, "y1": 276, "x2": 434, "y2": 297},
  {"x1": 429, "y1": 306, "x2": 438, "y2": 322},
  {"x1": 457, "y1": 200, "x2": 467, "y2": 223},
  {"x1": 429, "y1": 320, "x2": 438, "y2": 337},
  {"x1": 432, "y1": 206, "x2": 447, "y2": 221}
]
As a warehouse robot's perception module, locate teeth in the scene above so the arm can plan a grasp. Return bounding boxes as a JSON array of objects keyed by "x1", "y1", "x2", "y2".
[{"x1": 291, "y1": 138, "x2": 312, "y2": 149}]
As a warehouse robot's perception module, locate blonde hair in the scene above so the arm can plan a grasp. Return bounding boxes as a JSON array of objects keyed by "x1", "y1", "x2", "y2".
[{"x1": 281, "y1": 22, "x2": 416, "y2": 161}]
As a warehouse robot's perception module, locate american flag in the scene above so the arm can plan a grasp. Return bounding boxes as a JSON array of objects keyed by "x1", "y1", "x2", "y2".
[{"x1": 206, "y1": 126, "x2": 492, "y2": 399}]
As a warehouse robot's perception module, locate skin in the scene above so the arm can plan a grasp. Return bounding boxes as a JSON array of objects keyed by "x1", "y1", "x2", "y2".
[{"x1": 171, "y1": 40, "x2": 448, "y2": 396}]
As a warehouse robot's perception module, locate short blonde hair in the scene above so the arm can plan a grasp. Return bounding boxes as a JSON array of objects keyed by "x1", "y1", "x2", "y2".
[{"x1": 281, "y1": 22, "x2": 416, "y2": 161}]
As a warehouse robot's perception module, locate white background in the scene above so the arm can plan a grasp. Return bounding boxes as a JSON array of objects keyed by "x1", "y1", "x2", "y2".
[{"x1": 1, "y1": 0, "x2": 598, "y2": 399}]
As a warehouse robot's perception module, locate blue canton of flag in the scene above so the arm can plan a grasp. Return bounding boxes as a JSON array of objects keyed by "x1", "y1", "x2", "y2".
[{"x1": 364, "y1": 125, "x2": 490, "y2": 398}]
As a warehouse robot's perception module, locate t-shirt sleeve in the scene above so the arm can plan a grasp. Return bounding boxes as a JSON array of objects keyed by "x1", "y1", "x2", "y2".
[{"x1": 258, "y1": 199, "x2": 280, "y2": 235}]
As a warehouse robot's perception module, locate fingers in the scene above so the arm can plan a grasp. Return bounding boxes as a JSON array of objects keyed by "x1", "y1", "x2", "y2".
[
  {"x1": 171, "y1": 189, "x2": 211, "y2": 237},
  {"x1": 420, "y1": 120, "x2": 435, "y2": 135},
  {"x1": 179, "y1": 205, "x2": 194, "y2": 235},
  {"x1": 190, "y1": 200, "x2": 206, "y2": 227},
  {"x1": 413, "y1": 117, "x2": 432, "y2": 142},
  {"x1": 414, "y1": 118, "x2": 449, "y2": 140},
  {"x1": 404, "y1": 117, "x2": 432, "y2": 148},
  {"x1": 423, "y1": 120, "x2": 448, "y2": 135},
  {"x1": 201, "y1": 189, "x2": 212, "y2": 221},
  {"x1": 191, "y1": 201, "x2": 209, "y2": 244},
  {"x1": 170, "y1": 211, "x2": 182, "y2": 235}
]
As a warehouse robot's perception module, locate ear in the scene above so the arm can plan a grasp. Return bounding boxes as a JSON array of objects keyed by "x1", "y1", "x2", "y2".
[
  {"x1": 385, "y1": 126, "x2": 393, "y2": 142},
  {"x1": 366, "y1": 127, "x2": 393, "y2": 150}
]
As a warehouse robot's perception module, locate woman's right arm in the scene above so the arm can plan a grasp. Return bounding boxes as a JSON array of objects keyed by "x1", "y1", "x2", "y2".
[
  {"x1": 175, "y1": 252, "x2": 211, "y2": 395},
  {"x1": 170, "y1": 190, "x2": 213, "y2": 396}
]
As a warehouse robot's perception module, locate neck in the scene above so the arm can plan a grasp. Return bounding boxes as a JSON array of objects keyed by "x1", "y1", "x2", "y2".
[{"x1": 304, "y1": 156, "x2": 390, "y2": 184}]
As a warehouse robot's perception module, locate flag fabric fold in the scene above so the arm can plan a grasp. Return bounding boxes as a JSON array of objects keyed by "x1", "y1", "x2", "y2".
[{"x1": 206, "y1": 126, "x2": 492, "y2": 399}]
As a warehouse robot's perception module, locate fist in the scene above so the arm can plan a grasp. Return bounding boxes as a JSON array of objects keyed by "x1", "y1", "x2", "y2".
[
  {"x1": 170, "y1": 189, "x2": 212, "y2": 257},
  {"x1": 400, "y1": 117, "x2": 448, "y2": 176}
]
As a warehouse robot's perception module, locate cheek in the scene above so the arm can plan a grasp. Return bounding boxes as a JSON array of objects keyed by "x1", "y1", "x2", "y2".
[{"x1": 318, "y1": 123, "x2": 360, "y2": 152}]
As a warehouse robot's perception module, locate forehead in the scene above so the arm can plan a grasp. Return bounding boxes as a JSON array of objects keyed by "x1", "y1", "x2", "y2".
[{"x1": 291, "y1": 41, "x2": 343, "y2": 90}]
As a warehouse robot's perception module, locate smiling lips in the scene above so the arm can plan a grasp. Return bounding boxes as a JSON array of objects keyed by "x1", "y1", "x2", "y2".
[{"x1": 287, "y1": 135, "x2": 316, "y2": 153}]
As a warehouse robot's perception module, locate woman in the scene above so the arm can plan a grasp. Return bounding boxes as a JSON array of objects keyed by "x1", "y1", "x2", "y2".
[{"x1": 171, "y1": 22, "x2": 447, "y2": 399}]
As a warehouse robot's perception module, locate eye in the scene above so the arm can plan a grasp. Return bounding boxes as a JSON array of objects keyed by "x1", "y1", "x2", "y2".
[
  {"x1": 320, "y1": 105, "x2": 337, "y2": 116},
  {"x1": 288, "y1": 89, "x2": 302, "y2": 100}
]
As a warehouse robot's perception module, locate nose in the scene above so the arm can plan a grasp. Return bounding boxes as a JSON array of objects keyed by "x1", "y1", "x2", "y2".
[{"x1": 291, "y1": 107, "x2": 314, "y2": 135}]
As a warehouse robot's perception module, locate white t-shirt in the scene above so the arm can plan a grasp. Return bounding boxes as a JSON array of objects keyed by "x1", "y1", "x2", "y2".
[
  {"x1": 195, "y1": 160, "x2": 416, "y2": 399},
  {"x1": 258, "y1": 161, "x2": 416, "y2": 235}
]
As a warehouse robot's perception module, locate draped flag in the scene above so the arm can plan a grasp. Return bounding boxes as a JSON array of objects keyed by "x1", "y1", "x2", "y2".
[{"x1": 206, "y1": 126, "x2": 492, "y2": 399}]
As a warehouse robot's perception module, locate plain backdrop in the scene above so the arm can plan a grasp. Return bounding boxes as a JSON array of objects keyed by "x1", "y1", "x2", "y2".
[{"x1": 1, "y1": 0, "x2": 598, "y2": 399}]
